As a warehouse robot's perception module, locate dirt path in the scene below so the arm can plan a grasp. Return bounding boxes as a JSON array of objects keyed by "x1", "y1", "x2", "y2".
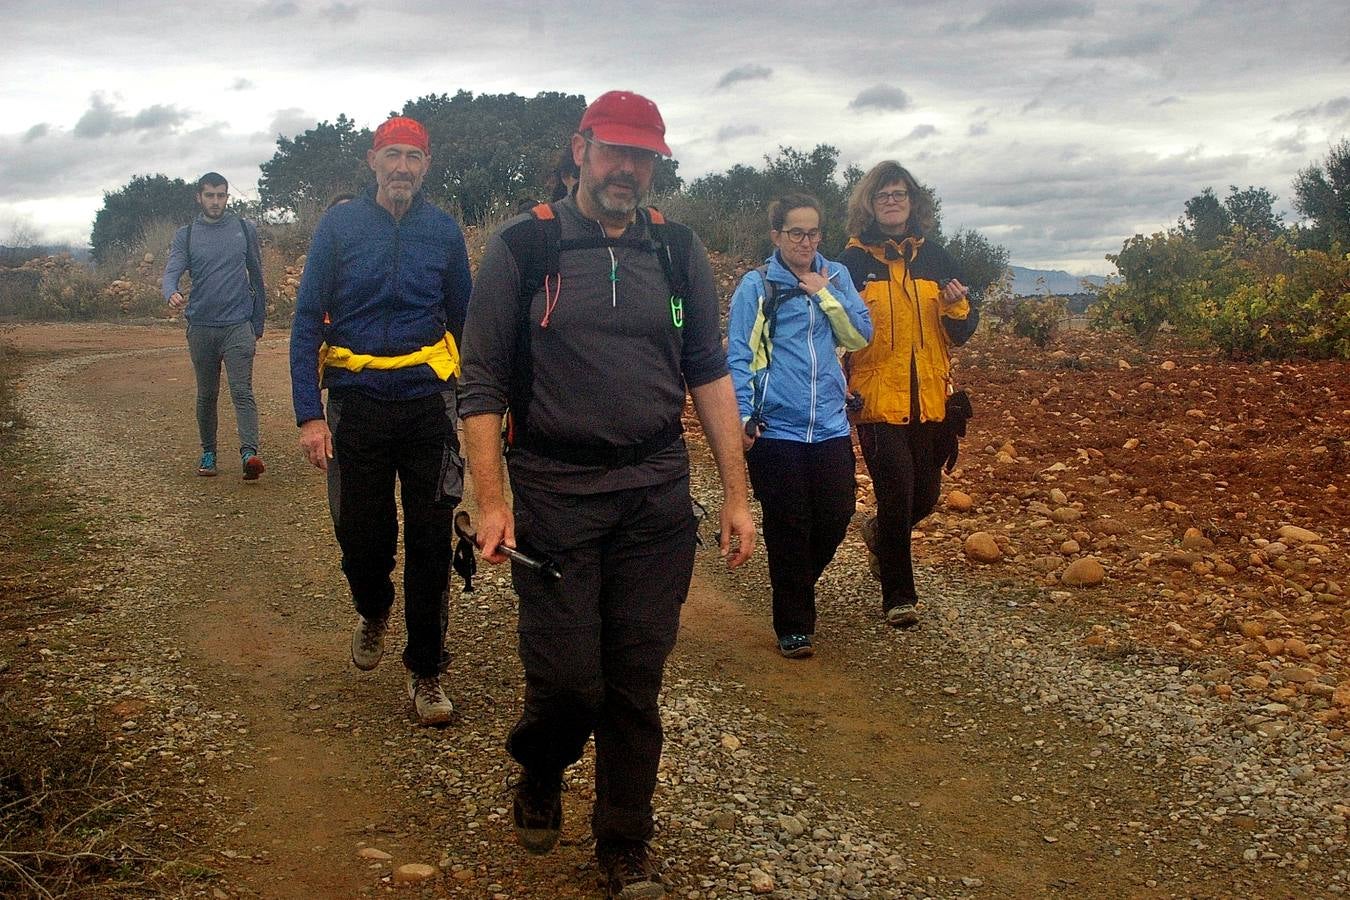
[{"x1": 5, "y1": 323, "x2": 1343, "y2": 898}]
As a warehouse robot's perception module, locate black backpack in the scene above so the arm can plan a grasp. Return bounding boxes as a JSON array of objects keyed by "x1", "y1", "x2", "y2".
[{"x1": 496, "y1": 202, "x2": 693, "y2": 466}]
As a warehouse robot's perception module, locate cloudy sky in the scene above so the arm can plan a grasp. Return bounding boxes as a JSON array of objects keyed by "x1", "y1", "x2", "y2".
[{"x1": 2, "y1": 0, "x2": 1347, "y2": 273}]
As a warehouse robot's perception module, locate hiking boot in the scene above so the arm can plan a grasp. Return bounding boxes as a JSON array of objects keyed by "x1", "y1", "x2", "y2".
[
  {"x1": 509, "y1": 769, "x2": 563, "y2": 855},
  {"x1": 242, "y1": 451, "x2": 265, "y2": 481},
  {"x1": 598, "y1": 841, "x2": 665, "y2": 899},
  {"x1": 777, "y1": 634, "x2": 814, "y2": 659},
  {"x1": 406, "y1": 672, "x2": 453, "y2": 726},
  {"x1": 350, "y1": 615, "x2": 388, "y2": 670},
  {"x1": 197, "y1": 451, "x2": 218, "y2": 477},
  {"x1": 886, "y1": 603, "x2": 919, "y2": 629}
]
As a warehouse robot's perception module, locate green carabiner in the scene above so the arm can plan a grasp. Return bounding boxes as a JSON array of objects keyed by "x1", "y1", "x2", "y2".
[{"x1": 669, "y1": 295, "x2": 684, "y2": 328}]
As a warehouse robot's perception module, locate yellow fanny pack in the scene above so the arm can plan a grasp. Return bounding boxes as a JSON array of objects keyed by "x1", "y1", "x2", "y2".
[{"x1": 318, "y1": 331, "x2": 460, "y2": 385}]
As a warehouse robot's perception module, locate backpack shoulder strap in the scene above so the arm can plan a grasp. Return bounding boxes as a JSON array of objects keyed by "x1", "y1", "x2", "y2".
[
  {"x1": 641, "y1": 206, "x2": 692, "y2": 301},
  {"x1": 185, "y1": 222, "x2": 194, "y2": 280},
  {"x1": 497, "y1": 204, "x2": 563, "y2": 447}
]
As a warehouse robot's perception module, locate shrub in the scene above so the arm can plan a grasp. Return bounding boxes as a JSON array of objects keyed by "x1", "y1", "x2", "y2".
[
  {"x1": 1092, "y1": 231, "x2": 1208, "y2": 344},
  {"x1": 1011, "y1": 294, "x2": 1066, "y2": 347},
  {"x1": 1206, "y1": 245, "x2": 1350, "y2": 359},
  {"x1": 0, "y1": 269, "x2": 43, "y2": 318}
]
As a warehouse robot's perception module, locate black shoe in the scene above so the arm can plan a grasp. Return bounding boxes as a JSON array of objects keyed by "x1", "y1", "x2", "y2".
[
  {"x1": 777, "y1": 633, "x2": 814, "y2": 659},
  {"x1": 598, "y1": 841, "x2": 665, "y2": 899},
  {"x1": 509, "y1": 769, "x2": 563, "y2": 855}
]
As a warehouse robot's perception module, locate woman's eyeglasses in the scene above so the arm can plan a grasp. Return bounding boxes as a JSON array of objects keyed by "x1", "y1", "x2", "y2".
[
  {"x1": 873, "y1": 189, "x2": 910, "y2": 205},
  {"x1": 779, "y1": 228, "x2": 823, "y2": 243}
]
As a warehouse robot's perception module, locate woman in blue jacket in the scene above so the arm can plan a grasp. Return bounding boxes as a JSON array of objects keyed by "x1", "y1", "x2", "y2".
[{"x1": 727, "y1": 194, "x2": 873, "y2": 658}]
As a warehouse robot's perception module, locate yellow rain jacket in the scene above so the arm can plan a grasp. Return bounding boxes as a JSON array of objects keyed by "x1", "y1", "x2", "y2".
[{"x1": 840, "y1": 229, "x2": 978, "y2": 425}]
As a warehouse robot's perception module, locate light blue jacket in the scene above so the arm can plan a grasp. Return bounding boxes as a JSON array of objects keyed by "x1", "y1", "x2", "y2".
[{"x1": 727, "y1": 251, "x2": 872, "y2": 443}]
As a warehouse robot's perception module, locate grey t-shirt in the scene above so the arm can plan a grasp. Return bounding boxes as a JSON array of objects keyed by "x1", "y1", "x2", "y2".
[{"x1": 459, "y1": 198, "x2": 727, "y2": 494}]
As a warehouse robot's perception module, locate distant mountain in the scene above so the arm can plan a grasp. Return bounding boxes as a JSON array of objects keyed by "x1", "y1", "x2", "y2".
[{"x1": 1011, "y1": 265, "x2": 1109, "y2": 297}]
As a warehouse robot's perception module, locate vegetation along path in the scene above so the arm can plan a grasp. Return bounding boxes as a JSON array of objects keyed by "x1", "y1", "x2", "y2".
[{"x1": 1, "y1": 323, "x2": 1345, "y2": 898}]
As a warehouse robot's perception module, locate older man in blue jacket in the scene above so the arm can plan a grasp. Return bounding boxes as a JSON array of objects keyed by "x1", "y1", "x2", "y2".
[{"x1": 290, "y1": 116, "x2": 472, "y2": 726}]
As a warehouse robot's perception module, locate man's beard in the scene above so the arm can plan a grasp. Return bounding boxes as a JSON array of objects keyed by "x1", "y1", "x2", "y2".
[{"x1": 590, "y1": 174, "x2": 643, "y2": 217}]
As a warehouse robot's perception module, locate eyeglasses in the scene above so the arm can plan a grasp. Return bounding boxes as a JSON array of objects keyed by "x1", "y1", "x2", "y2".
[
  {"x1": 779, "y1": 228, "x2": 823, "y2": 244},
  {"x1": 873, "y1": 189, "x2": 910, "y2": 205},
  {"x1": 584, "y1": 138, "x2": 659, "y2": 166}
]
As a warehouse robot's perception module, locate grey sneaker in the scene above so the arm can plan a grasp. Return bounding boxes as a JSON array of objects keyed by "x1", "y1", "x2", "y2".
[
  {"x1": 406, "y1": 672, "x2": 453, "y2": 726},
  {"x1": 350, "y1": 615, "x2": 388, "y2": 670},
  {"x1": 886, "y1": 603, "x2": 919, "y2": 629}
]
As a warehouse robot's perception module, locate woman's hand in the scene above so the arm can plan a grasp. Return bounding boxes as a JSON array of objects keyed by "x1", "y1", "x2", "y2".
[
  {"x1": 798, "y1": 268, "x2": 832, "y2": 295},
  {"x1": 940, "y1": 278, "x2": 969, "y2": 307}
]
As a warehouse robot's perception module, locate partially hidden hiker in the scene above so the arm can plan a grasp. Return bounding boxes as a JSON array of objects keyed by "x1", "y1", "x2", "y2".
[
  {"x1": 841, "y1": 161, "x2": 979, "y2": 630},
  {"x1": 162, "y1": 172, "x2": 267, "y2": 480},
  {"x1": 726, "y1": 194, "x2": 872, "y2": 660},
  {"x1": 289, "y1": 116, "x2": 473, "y2": 727},
  {"x1": 459, "y1": 90, "x2": 755, "y2": 898}
]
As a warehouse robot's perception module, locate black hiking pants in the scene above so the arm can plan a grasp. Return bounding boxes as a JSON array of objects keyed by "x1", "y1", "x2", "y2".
[
  {"x1": 505, "y1": 474, "x2": 696, "y2": 845},
  {"x1": 857, "y1": 421, "x2": 944, "y2": 611},
  {"x1": 326, "y1": 389, "x2": 462, "y2": 676},
  {"x1": 746, "y1": 436, "x2": 857, "y2": 638}
]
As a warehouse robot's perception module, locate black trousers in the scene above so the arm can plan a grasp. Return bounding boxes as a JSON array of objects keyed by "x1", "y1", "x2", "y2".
[
  {"x1": 746, "y1": 436, "x2": 857, "y2": 637},
  {"x1": 326, "y1": 389, "x2": 462, "y2": 676},
  {"x1": 506, "y1": 474, "x2": 696, "y2": 845},
  {"x1": 857, "y1": 422, "x2": 944, "y2": 611}
]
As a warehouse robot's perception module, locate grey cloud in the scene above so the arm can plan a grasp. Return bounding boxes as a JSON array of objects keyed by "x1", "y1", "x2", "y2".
[
  {"x1": 24, "y1": 123, "x2": 50, "y2": 142},
  {"x1": 231, "y1": 78, "x2": 255, "y2": 91},
  {"x1": 715, "y1": 64, "x2": 772, "y2": 90},
  {"x1": 132, "y1": 105, "x2": 190, "y2": 130},
  {"x1": 1277, "y1": 96, "x2": 1350, "y2": 121},
  {"x1": 903, "y1": 124, "x2": 938, "y2": 141},
  {"x1": 324, "y1": 3, "x2": 361, "y2": 22},
  {"x1": 1151, "y1": 95, "x2": 1180, "y2": 107},
  {"x1": 966, "y1": 1, "x2": 1093, "y2": 31},
  {"x1": 269, "y1": 108, "x2": 316, "y2": 139},
  {"x1": 1021, "y1": 98, "x2": 1043, "y2": 114},
  {"x1": 73, "y1": 95, "x2": 190, "y2": 139},
  {"x1": 849, "y1": 85, "x2": 911, "y2": 112},
  {"x1": 715, "y1": 124, "x2": 761, "y2": 143},
  {"x1": 254, "y1": 0, "x2": 299, "y2": 19},
  {"x1": 1271, "y1": 131, "x2": 1307, "y2": 155},
  {"x1": 1069, "y1": 31, "x2": 1168, "y2": 58},
  {"x1": 968, "y1": 122, "x2": 990, "y2": 137}
]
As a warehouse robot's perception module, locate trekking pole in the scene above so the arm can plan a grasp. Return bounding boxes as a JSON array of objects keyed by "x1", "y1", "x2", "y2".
[{"x1": 455, "y1": 510, "x2": 561, "y2": 581}]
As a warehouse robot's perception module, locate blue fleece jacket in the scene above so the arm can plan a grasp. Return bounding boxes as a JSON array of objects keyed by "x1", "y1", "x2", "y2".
[
  {"x1": 161, "y1": 213, "x2": 265, "y2": 335},
  {"x1": 289, "y1": 188, "x2": 473, "y2": 425},
  {"x1": 727, "y1": 251, "x2": 873, "y2": 443}
]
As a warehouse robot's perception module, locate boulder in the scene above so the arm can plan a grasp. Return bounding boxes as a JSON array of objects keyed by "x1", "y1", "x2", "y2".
[
  {"x1": 1061, "y1": 557, "x2": 1105, "y2": 587},
  {"x1": 964, "y1": 532, "x2": 1002, "y2": 563}
]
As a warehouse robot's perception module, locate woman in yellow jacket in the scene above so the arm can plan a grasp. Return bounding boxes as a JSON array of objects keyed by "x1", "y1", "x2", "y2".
[{"x1": 840, "y1": 161, "x2": 979, "y2": 629}]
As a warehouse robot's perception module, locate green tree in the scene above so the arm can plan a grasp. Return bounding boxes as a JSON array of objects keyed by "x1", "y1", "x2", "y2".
[
  {"x1": 945, "y1": 227, "x2": 1009, "y2": 303},
  {"x1": 1293, "y1": 139, "x2": 1350, "y2": 250},
  {"x1": 1223, "y1": 185, "x2": 1283, "y2": 240},
  {"x1": 89, "y1": 174, "x2": 197, "y2": 264},
  {"x1": 397, "y1": 90, "x2": 593, "y2": 220},
  {"x1": 1181, "y1": 187, "x2": 1230, "y2": 250},
  {"x1": 258, "y1": 114, "x2": 372, "y2": 213},
  {"x1": 1092, "y1": 230, "x2": 1207, "y2": 344}
]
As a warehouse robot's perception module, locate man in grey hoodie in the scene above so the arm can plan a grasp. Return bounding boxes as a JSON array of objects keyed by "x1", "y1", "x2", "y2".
[{"x1": 162, "y1": 172, "x2": 267, "y2": 479}]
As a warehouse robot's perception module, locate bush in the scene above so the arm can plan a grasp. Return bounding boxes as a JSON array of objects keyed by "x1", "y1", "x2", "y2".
[
  {"x1": 1011, "y1": 295, "x2": 1066, "y2": 347},
  {"x1": 0, "y1": 269, "x2": 42, "y2": 318},
  {"x1": 1206, "y1": 245, "x2": 1350, "y2": 359},
  {"x1": 1092, "y1": 231, "x2": 1207, "y2": 344}
]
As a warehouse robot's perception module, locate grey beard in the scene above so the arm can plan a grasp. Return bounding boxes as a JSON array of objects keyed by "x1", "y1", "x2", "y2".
[{"x1": 592, "y1": 181, "x2": 643, "y2": 218}]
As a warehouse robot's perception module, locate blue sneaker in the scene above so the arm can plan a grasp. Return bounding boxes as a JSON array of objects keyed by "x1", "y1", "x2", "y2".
[
  {"x1": 242, "y1": 451, "x2": 265, "y2": 481},
  {"x1": 197, "y1": 451, "x2": 217, "y2": 477},
  {"x1": 777, "y1": 634, "x2": 814, "y2": 659}
]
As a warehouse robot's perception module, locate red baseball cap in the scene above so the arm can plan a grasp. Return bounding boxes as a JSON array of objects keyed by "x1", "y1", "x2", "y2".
[
  {"x1": 579, "y1": 91, "x2": 671, "y2": 157},
  {"x1": 372, "y1": 116, "x2": 430, "y2": 155}
]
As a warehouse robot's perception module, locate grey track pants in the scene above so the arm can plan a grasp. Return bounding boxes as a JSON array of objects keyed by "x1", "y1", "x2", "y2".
[{"x1": 186, "y1": 322, "x2": 259, "y2": 456}]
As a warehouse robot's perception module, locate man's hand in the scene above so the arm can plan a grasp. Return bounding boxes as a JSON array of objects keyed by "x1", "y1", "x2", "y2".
[
  {"x1": 168, "y1": 292, "x2": 186, "y2": 311},
  {"x1": 298, "y1": 419, "x2": 333, "y2": 471},
  {"x1": 719, "y1": 498, "x2": 756, "y2": 569},
  {"x1": 473, "y1": 499, "x2": 516, "y2": 565}
]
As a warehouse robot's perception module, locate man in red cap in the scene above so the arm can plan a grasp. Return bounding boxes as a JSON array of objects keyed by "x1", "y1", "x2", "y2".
[
  {"x1": 461, "y1": 91, "x2": 755, "y2": 897},
  {"x1": 290, "y1": 116, "x2": 472, "y2": 727}
]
